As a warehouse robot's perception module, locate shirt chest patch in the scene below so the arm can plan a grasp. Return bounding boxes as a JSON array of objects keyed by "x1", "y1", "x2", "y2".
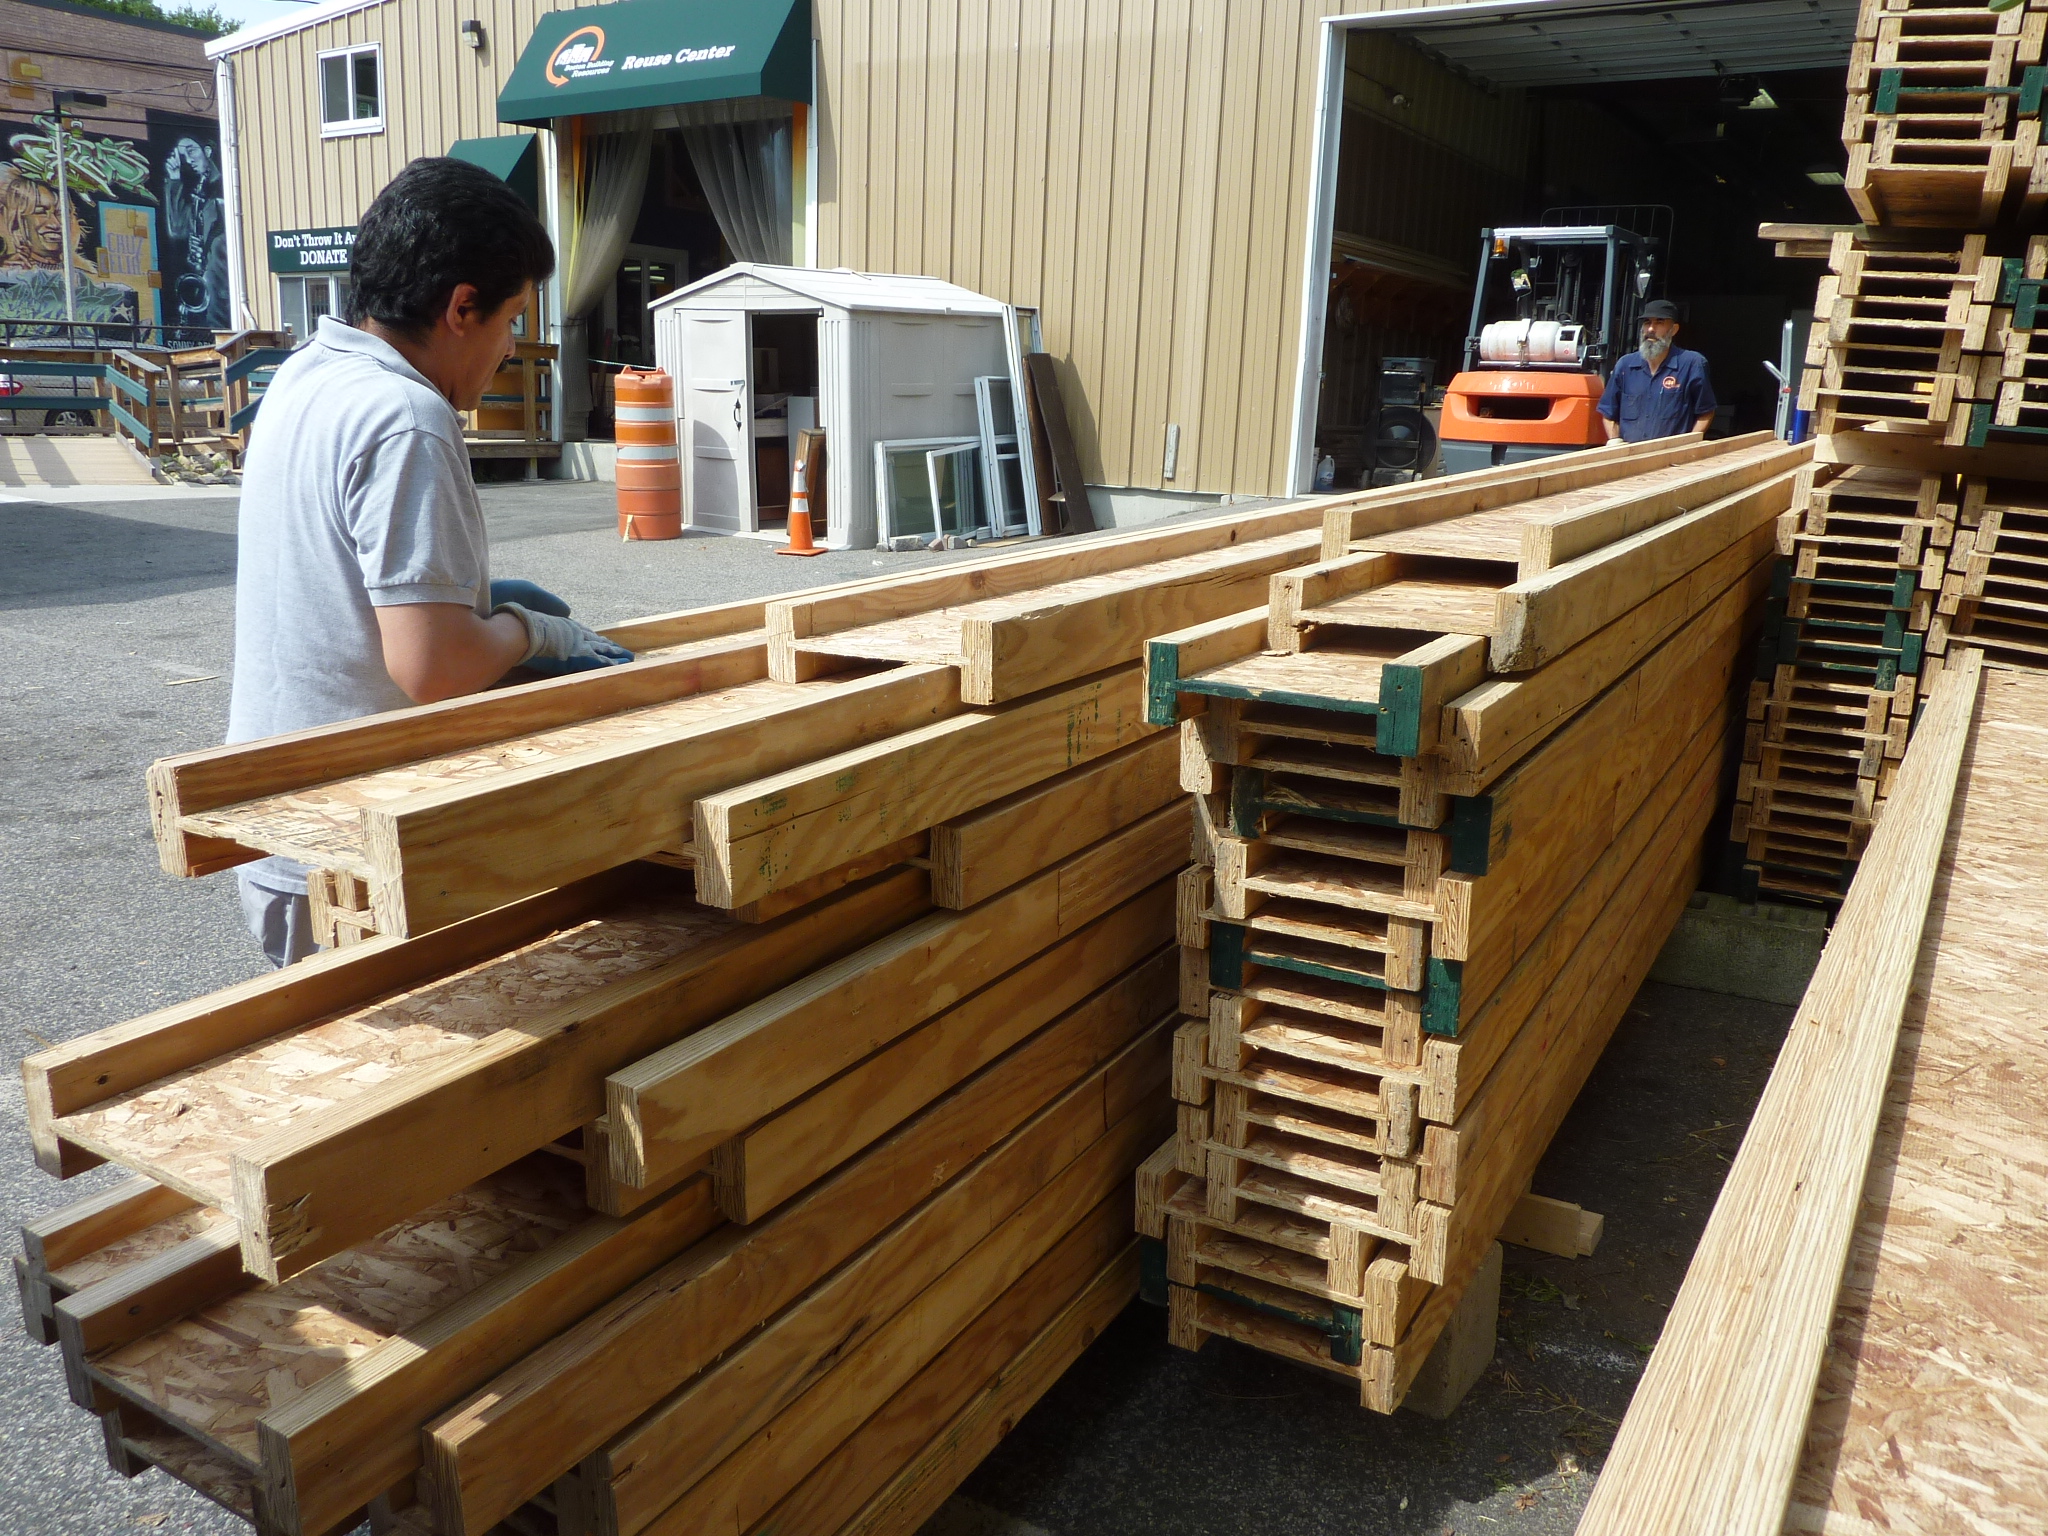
[{"x1": 1661, "y1": 374, "x2": 1679, "y2": 389}]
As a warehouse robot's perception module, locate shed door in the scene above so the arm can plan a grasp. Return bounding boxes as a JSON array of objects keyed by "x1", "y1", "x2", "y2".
[{"x1": 681, "y1": 308, "x2": 753, "y2": 532}]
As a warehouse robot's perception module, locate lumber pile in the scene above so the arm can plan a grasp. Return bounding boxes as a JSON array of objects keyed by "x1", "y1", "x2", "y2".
[
  {"x1": 23, "y1": 813, "x2": 1191, "y2": 1536},
  {"x1": 1797, "y1": 231, "x2": 2007, "y2": 444},
  {"x1": 1971, "y1": 232, "x2": 2048, "y2": 438},
  {"x1": 22, "y1": 448, "x2": 1768, "y2": 1534},
  {"x1": 1845, "y1": 0, "x2": 2048, "y2": 227},
  {"x1": 1131, "y1": 434, "x2": 1806, "y2": 1411},
  {"x1": 1743, "y1": 0, "x2": 2048, "y2": 904}
]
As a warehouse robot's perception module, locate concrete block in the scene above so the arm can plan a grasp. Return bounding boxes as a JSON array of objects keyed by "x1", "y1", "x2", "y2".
[
  {"x1": 545, "y1": 441, "x2": 617, "y2": 482},
  {"x1": 1402, "y1": 1241, "x2": 1501, "y2": 1420},
  {"x1": 1647, "y1": 890, "x2": 1825, "y2": 1006}
]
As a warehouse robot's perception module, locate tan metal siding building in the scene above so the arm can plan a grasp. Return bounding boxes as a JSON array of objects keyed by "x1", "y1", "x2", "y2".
[
  {"x1": 817, "y1": 2, "x2": 1343, "y2": 499},
  {"x1": 216, "y1": 0, "x2": 585, "y2": 324},
  {"x1": 810, "y1": 0, "x2": 1604, "y2": 499},
  {"x1": 212, "y1": 0, "x2": 1483, "y2": 505}
]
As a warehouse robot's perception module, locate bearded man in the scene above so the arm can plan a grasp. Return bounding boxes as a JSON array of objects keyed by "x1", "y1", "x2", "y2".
[{"x1": 1598, "y1": 298, "x2": 1716, "y2": 444}]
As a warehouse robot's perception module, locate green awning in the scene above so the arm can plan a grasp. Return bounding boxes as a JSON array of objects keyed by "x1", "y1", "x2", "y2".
[
  {"x1": 497, "y1": 0, "x2": 810, "y2": 127},
  {"x1": 447, "y1": 134, "x2": 539, "y2": 207}
]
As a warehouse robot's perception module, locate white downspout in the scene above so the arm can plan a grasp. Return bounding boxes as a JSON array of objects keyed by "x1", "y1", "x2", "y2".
[
  {"x1": 805, "y1": 37, "x2": 820, "y2": 267},
  {"x1": 215, "y1": 54, "x2": 254, "y2": 329},
  {"x1": 1284, "y1": 18, "x2": 1346, "y2": 496}
]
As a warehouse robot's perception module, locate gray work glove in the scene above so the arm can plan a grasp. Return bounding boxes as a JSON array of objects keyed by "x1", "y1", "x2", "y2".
[{"x1": 494, "y1": 601, "x2": 635, "y2": 677}]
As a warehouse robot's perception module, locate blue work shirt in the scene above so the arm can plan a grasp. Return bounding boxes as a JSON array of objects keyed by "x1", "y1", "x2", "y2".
[{"x1": 1598, "y1": 347, "x2": 1717, "y2": 442}]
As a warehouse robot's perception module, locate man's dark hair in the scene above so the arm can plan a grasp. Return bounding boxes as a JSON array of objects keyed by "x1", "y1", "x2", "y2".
[{"x1": 346, "y1": 157, "x2": 554, "y2": 334}]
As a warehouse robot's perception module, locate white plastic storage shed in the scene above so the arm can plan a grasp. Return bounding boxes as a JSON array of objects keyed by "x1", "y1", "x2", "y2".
[{"x1": 650, "y1": 265, "x2": 1040, "y2": 549}]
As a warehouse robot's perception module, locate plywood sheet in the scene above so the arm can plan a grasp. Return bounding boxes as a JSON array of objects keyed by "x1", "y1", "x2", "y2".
[
  {"x1": 94, "y1": 1159, "x2": 585, "y2": 1465},
  {"x1": 58, "y1": 894, "x2": 737, "y2": 1202},
  {"x1": 181, "y1": 676, "x2": 820, "y2": 872},
  {"x1": 1787, "y1": 664, "x2": 2048, "y2": 1535}
]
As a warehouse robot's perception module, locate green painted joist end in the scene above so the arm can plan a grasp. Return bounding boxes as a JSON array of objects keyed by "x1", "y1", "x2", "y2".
[
  {"x1": 1138, "y1": 1237, "x2": 1168, "y2": 1307},
  {"x1": 1375, "y1": 663, "x2": 1424, "y2": 759},
  {"x1": 1145, "y1": 639, "x2": 1184, "y2": 727},
  {"x1": 1447, "y1": 795, "x2": 1494, "y2": 876},
  {"x1": 1423, "y1": 957, "x2": 1463, "y2": 1038}
]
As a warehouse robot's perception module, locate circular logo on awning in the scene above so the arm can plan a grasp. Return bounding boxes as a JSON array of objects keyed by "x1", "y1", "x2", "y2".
[{"x1": 546, "y1": 25, "x2": 611, "y2": 85}]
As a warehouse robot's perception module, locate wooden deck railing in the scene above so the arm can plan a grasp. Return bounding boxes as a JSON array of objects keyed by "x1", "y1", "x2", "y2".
[
  {"x1": 462, "y1": 340, "x2": 560, "y2": 462},
  {"x1": 8, "y1": 333, "x2": 556, "y2": 467}
]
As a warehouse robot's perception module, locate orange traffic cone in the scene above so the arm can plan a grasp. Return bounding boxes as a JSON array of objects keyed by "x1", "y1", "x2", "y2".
[{"x1": 777, "y1": 466, "x2": 825, "y2": 556}]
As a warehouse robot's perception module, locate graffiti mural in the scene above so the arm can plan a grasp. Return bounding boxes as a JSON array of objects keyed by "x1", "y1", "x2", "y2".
[
  {"x1": 151, "y1": 112, "x2": 228, "y2": 337},
  {"x1": 0, "y1": 106, "x2": 223, "y2": 340}
]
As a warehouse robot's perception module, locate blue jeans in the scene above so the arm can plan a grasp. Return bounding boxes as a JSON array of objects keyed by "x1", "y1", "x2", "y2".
[{"x1": 236, "y1": 867, "x2": 318, "y2": 968}]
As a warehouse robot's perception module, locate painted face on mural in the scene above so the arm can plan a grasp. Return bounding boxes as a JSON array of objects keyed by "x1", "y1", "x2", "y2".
[{"x1": 0, "y1": 162, "x2": 76, "y2": 270}]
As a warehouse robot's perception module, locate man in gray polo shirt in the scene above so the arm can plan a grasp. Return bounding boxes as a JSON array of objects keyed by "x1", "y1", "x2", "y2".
[{"x1": 229, "y1": 158, "x2": 630, "y2": 965}]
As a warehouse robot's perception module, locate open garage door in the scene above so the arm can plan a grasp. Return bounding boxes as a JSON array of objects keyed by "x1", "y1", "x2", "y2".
[{"x1": 1289, "y1": 0, "x2": 1861, "y2": 493}]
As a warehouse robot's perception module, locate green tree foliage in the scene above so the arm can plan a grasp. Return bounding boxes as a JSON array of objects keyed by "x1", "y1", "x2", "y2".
[{"x1": 61, "y1": 0, "x2": 234, "y2": 38}]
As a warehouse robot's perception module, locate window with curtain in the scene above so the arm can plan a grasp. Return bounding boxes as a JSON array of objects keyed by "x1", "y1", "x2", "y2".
[{"x1": 672, "y1": 99, "x2": 794, "y2": 267}]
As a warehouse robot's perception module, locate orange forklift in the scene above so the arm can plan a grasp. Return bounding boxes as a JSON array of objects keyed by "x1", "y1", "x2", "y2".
[{"x1": 1438, "y1": 215, "x2": 1665, "y2": 474}]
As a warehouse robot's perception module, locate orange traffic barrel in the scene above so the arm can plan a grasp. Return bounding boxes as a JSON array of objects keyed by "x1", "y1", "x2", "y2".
[{"x1": 614, "y1": 367, "x2": 682, "y2": 540}]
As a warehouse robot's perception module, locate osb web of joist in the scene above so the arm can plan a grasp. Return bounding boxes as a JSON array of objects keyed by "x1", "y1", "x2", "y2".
[
  {"x1": 800, "y1": 539, "x2": 1323, "y2": 663},
  {"x1": 1312, "y1": 578, "x2": 1506, "y2": 636},
  {"x1": 59, "y1": 895, "x2": 737, "y2": 1201},
  {"x1": 94, "y1": 1159, "x2": 587, "y2": 1465},
  {"x1": 49, "y1": 1206, "x2": 235, "y2": 1292},
  {"x1": 181, "y1": 676, "x2": 820, "y2": 871},
  {"x1": 1789, "y1": 666, "x2": 2048, "y2": 1532}
]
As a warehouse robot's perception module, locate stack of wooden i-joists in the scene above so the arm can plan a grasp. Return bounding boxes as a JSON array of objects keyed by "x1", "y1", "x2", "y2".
[
  {"x1": 1937, "y1": 464, "x2": 2048, "y2": 664},
  {"x1": 1128, "y1": 432, "x2": 1809, "y2": 1412},
  {"x1": 1966, "y1": 232, "x2": 2048, "y2": 440},
  {"x1": 1797, "y1": 229, "x2": 2006, "y2": 444},
  {"x1": 1742, "y1": 0, "x2": 2048, "y2": 903},
  {"x1": 19, "y1": 442, "x2": 1764, "y2": 1536},
  {"x1": 1844, "y1": 0, "x2": 2048, "y2": 227},
  {"x1": 1730, "y1": 457, "x2": 1952, "y2": 900}
]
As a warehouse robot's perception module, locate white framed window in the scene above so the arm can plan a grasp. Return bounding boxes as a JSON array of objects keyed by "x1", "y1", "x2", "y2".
[
  {"x1": 277, "y1": 275, "x2": 350, "y2": 342},
  {"x1": 318, "y1": 43, "x2": 383, "y2": 136}
]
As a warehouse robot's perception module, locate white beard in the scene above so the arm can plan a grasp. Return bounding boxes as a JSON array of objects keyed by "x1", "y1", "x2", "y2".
[{"x1": 1639, "y1": 336, "x2": 1672, "y2": 366}]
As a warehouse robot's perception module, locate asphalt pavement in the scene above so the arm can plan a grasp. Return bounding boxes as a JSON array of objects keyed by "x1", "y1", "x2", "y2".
[{"x1": 0, "y1": 481, "x2": 1794, "y2": 1536}]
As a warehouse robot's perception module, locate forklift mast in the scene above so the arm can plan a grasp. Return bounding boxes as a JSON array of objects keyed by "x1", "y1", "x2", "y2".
[{"x1": 1459, "y1": 218, "x2": 1665, "y2": 379}]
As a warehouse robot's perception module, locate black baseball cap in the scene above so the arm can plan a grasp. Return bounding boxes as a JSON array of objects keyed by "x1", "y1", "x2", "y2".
[{"x1": 1640, "y1": 299, "x2": 1681, "y2": 321}]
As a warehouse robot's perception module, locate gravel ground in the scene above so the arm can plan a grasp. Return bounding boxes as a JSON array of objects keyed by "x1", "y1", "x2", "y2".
[{"x1": 0, "y1": 483, "x2": 1792, "y2": 1536}]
